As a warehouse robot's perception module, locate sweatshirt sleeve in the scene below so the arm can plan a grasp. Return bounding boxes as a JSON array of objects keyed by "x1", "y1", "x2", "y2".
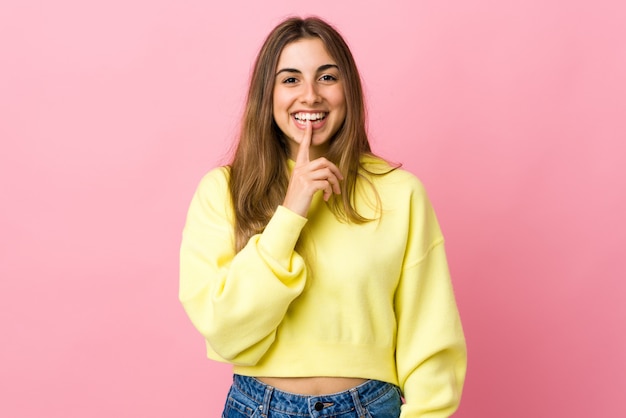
[
  {"x1": 179, "y1": 168, "x2": 308, "y2": 366},
  {"x1": 395, "y1": 182, "x2": 467, "y2": 418}
]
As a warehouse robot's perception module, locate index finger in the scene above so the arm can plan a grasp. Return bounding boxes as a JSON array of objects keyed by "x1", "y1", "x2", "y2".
[{"x1": 295, "y1": 120, "x2": 312, "y2": 165}]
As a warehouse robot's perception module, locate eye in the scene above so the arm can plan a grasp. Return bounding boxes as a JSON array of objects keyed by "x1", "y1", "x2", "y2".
[
  {"x1": 282, "y1": 77, "x2": 298, "y2": 84},
  {"x1": 319, "y1": 74, "x2": 338, "y2": 82}
]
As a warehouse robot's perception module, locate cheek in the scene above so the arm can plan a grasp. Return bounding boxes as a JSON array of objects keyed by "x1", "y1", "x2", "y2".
[
  {"x1": 332, "y1": 96, "x2": 347, "y2": 120},
  {"x1": 271, "y1": 92, "x2": 279, "y2": 115},
  {"x1": 329, "y1": 89, "x2": 347, "y2": 112},
  {"x1": 272, "y1": 93, "x2": 292, "y2": 119}
]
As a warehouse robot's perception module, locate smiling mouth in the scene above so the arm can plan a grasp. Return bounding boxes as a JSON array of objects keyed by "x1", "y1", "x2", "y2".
[{"x1": 293, "y1": 112, "x2": 327, "y2": 122}]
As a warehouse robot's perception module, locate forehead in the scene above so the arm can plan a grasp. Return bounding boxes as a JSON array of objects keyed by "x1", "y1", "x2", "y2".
[{"x1": 276, "y1": 38, "x2": 336, "y2": 69}]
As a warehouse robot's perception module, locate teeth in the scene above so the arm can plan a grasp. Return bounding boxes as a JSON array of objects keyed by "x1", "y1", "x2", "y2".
[{"x1": 294, "y1": 112, "x2": 326, "y2": 121}]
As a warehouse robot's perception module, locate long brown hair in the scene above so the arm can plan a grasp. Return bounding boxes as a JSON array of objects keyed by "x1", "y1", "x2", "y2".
[{"x1": 230, "y1": 16, "x2": 385, "y2": 251}]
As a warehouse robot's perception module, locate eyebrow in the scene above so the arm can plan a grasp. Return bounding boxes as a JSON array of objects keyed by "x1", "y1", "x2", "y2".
[{"x1": 275, "y1": 64, "x2": 339, "y2": 76}]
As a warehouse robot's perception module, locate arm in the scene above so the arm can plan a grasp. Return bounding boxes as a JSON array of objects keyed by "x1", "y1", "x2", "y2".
[
  {"x1": 180, "y1": 122, "x2": 341, "y2": 365},
  {"x1": 179, "y1": 168, "x2": 308, "y2": 366},
  {"x1": 395, "y1": 185, "x2": 467, "y2": 417}
]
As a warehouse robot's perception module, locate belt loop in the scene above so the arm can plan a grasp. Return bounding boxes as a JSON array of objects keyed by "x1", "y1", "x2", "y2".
[
  {"x1": 259, "y1": 384, "x2": 273, "y2": 418},
  {"x1": 349, "y1": 388, "x2": 367, "y2": 418}
]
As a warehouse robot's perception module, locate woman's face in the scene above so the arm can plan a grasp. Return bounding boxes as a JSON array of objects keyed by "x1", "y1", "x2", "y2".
[{"x1": 272, "y1": 38, "x2": 347, "y2": 160}]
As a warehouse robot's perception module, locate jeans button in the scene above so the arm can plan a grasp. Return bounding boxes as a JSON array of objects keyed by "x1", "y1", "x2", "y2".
[{"x1": 314, "y1": 401, "x2": 324, "y2": 411}]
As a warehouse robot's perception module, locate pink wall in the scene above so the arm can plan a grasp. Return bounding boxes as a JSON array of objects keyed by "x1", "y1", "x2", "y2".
[{"x1": 1, "y1": 0, "x2": 624, "y2": 417}]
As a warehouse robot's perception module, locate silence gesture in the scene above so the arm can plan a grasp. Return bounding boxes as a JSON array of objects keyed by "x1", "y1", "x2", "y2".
[{"x1": 282, "y1": 120, "x2": 344, "y2": 217}]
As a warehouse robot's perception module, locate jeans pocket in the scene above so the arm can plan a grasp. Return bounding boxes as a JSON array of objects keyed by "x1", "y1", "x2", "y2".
[
  {"x1": 223, "y1": 397, "x2": 254, "y2": 418},
  {"x1": 363, "y1": 385, "x2": 402, "y2": 418},
  {"x1": 222, "y1": 386, "x2": 258, "y2": 418}
]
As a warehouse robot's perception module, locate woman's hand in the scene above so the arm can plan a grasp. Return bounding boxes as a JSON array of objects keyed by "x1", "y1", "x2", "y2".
[{"x1": 282, "y1": 121, "x2": 343, "y2": 217}]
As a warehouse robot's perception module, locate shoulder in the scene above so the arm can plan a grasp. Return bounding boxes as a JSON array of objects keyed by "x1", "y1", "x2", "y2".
[
  {"x1": 195, "y1": 166, "x2": 231, "y2": 195},
  {"x1": 360, "y1": 154, "x2": 426, "y2": 195},
  {"x1": 359, "y1": 155, "x2": 440, "y2": 228},
  {"x1": 188, "y1": 166, "x2": 233, "y2": 217}
]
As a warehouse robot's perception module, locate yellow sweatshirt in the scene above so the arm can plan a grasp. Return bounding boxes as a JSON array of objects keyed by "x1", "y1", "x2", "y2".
[{"x1": 179, "y1": 156, "x2": 467, "y2": 417}]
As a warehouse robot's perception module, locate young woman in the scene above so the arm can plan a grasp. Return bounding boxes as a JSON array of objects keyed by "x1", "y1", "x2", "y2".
[{"x1": 180, "y1": 16, "x2": 467, "y2": 417}]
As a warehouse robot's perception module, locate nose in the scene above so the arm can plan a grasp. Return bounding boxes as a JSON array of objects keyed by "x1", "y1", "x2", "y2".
[{"x1": 300, "y1": 81, "x2": 321, "y2": 104}]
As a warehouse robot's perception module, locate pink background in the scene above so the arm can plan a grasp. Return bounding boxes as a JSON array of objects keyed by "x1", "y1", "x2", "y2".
[{"x1": 1, "y1": 0, "x2": 624, "y2": 417}]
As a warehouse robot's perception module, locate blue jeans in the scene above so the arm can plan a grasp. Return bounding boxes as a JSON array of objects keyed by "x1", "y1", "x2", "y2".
[{"x1": 222, "y1": 375, "x2": 402, "y2": 417}]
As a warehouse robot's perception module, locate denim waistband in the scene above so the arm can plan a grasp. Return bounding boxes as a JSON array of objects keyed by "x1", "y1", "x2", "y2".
[{"x1": 232, "y1": 374, "x2": 397, "y2": 416}]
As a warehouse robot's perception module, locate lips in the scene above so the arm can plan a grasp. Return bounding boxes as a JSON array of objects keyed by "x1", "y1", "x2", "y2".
[
  {"x1": 293, "y1": 112, "x2": 327, "y2": 122},
  {"x1": 292, "y1": 112, "x2": 328, "y2": 129}
]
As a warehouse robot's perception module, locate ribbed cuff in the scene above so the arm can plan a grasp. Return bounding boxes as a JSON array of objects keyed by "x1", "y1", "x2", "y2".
[{"x1": 258, "y1": 205, "x2": 307, "y2": 266}]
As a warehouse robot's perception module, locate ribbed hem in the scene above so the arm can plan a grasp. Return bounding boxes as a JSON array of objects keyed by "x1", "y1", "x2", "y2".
[{"x1": 233, "y1": 342, "x2": 399, "y2": 387}]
